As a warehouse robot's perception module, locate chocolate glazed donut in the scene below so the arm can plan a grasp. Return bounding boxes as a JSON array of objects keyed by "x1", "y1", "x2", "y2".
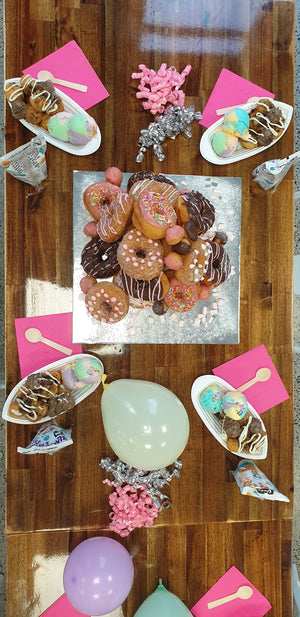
[
  {"x1": 120, "y1": 270, "x2": 164, "y2": 303},
  {"x1": 126, "y1": 170, "x2": 177, "y2": 193},
  {"x1": 81, "y1": 236, "x2": 120, "y2": 278},
  {"x1": 180, "y1": 191, "x2": 215, "y2": 234},
  {"x1": 204, "y1": 241, "x2": 231, "y2": 287}
]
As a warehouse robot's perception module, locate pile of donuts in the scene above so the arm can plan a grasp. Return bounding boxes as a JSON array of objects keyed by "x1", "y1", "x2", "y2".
[
  {"x1": 79, "y1": 168, "x2": 232, "y2": 324},
  {"x1": 3, "y1": 74, "x2": 64, "y2": 128},
  {"x1": 211, "y1": 98, "x2": 285, "y2": 158}
]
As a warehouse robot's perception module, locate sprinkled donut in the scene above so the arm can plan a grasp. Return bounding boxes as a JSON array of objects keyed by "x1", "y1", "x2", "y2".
[
  {"x1": 117, "y1": 229, "x2": 164, "y2": 280},
  {"x1": 83, "y1": 182, "x2": 125, "y2": 221},
  {"x1": 132, "y1": 190, "x2": 177, "y2": 239},
  {"x1": 202, "y1": 241, "x2": 231, "y2": 287},
  {"x1": 85, "y1": 282, "x2": 129, "y2": 323},
  {"x1": 129, "y1": 178, "x2": 179, "y2": 206},
  {"x1": 81, "y1": 236, "x2": 120, "y2": 278},
  {"x1": 175, "y1": 239, "x2": 211, "y2": 285},
  {"x1": 176, "y1": 191, "x2": 215, "y2": 235},
  {"x1": 164, "y1": 280, "x2": 198, "y2": 313},
  {"x1": 97, "y1": 192, "x2": 134, "y2": 242}
]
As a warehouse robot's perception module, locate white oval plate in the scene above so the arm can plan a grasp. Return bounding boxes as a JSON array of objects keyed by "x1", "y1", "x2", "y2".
[
  {"x1": 4, "y1": 78, "x2": 101, "y2": 155},
  {"x1": 2, "y1": 353, "x2": 104, "y2": 424},
  {"x1": 199, "y1": 100, "x2": 293, "y2": 165},
  {"x1": 191, "y1": 374, "x2": 268, "y2": 459}
]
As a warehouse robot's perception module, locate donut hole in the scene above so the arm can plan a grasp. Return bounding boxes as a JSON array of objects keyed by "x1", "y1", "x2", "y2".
[
  {"x1": 102, "y1": 301, "x2": 113, "y2": 314},
  {"x1": 135, "y1": 249, "x2": 147, "y2": 259}
]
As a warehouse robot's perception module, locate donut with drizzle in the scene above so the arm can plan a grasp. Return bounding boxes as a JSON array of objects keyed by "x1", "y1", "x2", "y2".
[
  {"x1": 83, "y1": 182, "x2": 125, "y2": 221},
  {"x1": 132, "y1": 190, "x2": 177, "y2": 239}
]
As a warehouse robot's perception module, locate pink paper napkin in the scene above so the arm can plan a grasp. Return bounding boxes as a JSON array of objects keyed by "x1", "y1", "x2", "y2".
[
  {"x1": 191, "y1": 565, "x2": 271, "y2": 617},
  {"x1": 40, "y1": 593, "x2": 88, "y2": 617},
  {"x1": 23, "y1": 40, "x2": 109, "y2": 110},
  {"x1": 15, "y1": 313, "x2": 82, "y2": 378},
  {"x1": 213, "y1": 344, "x2": 289, "y2": 414},
  {"x1": 199, "y1": 68, "x2": 274, "y2": 128}
]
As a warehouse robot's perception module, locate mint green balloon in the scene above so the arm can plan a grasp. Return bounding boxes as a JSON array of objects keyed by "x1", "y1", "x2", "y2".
[
  {"x1": 101, "y1": 379, "x2": 189, "y2": 470},
  {"x1": 133, "y1": 582, "x2": 192, "y2": 616}
]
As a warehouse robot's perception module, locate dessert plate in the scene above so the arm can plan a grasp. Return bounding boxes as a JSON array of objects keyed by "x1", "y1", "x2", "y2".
[
  {"x1": 200, "y1": 100, "x2": 293, "y2": 165},
  {"x1": 4, "y1": 78, "x2": 101, "y2": 155},
  {"x1": 2, "y1": 353, "x2": 104, "y2": 425},
  {"x1": 191, "y1": 374, "x2": 268, "y2": 459}
]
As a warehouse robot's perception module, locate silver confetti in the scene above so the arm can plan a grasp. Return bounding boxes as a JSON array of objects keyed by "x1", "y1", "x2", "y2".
[
  {"x1": 136, "y1": 104, "x2": 202, "y2": 163},
  {"x1": 100, "y1": 457, "x2": 182, "y2": 509}
]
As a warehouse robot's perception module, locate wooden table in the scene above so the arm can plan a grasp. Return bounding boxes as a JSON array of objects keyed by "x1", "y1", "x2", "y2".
[{"x1": 4, "y1": 1, "x2": 295, "y2": 615}]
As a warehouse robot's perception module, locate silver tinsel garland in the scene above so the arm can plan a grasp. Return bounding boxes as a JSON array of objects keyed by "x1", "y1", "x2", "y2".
[
  {"x1": 136, "y1": 104, "x2": 202, "y2": 163},
  {"x1": 99, "y1": 457, "x2": 182, "y2": 509}
]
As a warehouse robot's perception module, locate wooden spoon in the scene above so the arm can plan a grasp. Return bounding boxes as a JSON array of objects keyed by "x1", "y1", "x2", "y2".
[
  {"x1": 207, "y1": 585, "x2": 253, "y2": 608},
  {"x1": 37, "y1": 70, "x2": 88, "y2": 92},
  {"x1": 237, "y1": 367, "x2": 271, "y2": 392},
  {"x1": 25, "y1": 327, "x2": 73, "y2": 356}
]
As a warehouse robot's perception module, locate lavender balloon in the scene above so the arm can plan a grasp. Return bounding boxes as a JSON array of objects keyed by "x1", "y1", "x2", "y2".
[{"x1": 63, "y1": 536, "x2": 134, "y2": 616}]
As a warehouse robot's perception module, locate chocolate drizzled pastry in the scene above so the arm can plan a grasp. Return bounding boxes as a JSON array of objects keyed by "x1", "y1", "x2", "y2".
[
  {"x1": 120, "y1": 270, "x2": 164, "y2": 302},
  {"x1": 126, "y1": 171, "x2": 177, "y2": 193},
  {"x1": 81, "y1": 236, "x2": 120, "y2": 278},
  {"x1": 180, "y1": 191, "x2": 215, "y2": 234},
  {"x1": 204, "y1": 241, "x2": 231, "y2": 286},
  {"x1": 48, "y1": 392, "x2": 76, "y2": 417}
]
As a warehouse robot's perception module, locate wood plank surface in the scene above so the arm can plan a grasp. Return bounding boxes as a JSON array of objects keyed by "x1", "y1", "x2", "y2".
[
  {"x1": 6, "y1": 520, "x2": 293, "y2": 617},
  {"x1": 4, "y1": 0, "x2": 295, "y2": 533},
  {"x1": 3, "y1": 1, "x2": 295, "y2": 615}
]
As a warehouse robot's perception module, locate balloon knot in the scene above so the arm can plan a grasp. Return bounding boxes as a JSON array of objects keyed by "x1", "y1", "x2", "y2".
[{"x1": 101, "y1": 374, "x2": 108, "y2": 388}]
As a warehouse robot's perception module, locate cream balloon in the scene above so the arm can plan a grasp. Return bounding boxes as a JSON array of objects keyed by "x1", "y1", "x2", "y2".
[
  {"x1": 133, "y1": 581, "x2": 192, "y2": 617},
  {"x1": 101, "y1": 379, "x2": 190, "y2": 470}
]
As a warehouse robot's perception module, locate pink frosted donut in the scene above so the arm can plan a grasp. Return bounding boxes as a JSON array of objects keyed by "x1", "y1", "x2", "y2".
[
  {"x1": 164, "y1": 281, "x2": 198, "y2": 312},
  {"x1": 117, "y1": 229, "x2": 164, "y2": 280},
  {"x1": 83, "y1": 182, "x2": 125, "y2": 221},
  {"x1": 85, "y1": 282, "x2": 129, "y2": 323},
  {"x1": 132, "y1": 190, "x2": 177, "y2": 239}
]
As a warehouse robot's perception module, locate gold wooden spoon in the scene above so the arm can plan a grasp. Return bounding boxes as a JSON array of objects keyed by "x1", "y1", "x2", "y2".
[
  {"x1": 25, "y1": 327, "x2": 73, "y2": 356},
  {"x1": 207, "y1": 585, "x2": 253, "y2": 608},
  {"x1": 237, "y1": 367, "x2": 271, "y2": 392}
]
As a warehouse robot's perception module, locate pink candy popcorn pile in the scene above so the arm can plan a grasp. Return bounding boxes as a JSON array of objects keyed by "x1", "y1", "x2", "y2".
[{"x1": 132, "y1": 62, "x2": 192, "y2": 115}]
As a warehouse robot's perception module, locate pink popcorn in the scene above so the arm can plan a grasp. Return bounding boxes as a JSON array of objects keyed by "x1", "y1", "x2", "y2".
[{"x1": 132, "y1": 62, "x2": 192, "y2": 114}]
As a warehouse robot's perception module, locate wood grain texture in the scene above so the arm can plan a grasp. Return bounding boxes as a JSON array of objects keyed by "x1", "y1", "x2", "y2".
[
  {"x1": 3, "y1": 1, "x2": 295, "y2": 615},
  {"x1": 6, "y1": 520, "x2": 293, "y2": 617}
]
